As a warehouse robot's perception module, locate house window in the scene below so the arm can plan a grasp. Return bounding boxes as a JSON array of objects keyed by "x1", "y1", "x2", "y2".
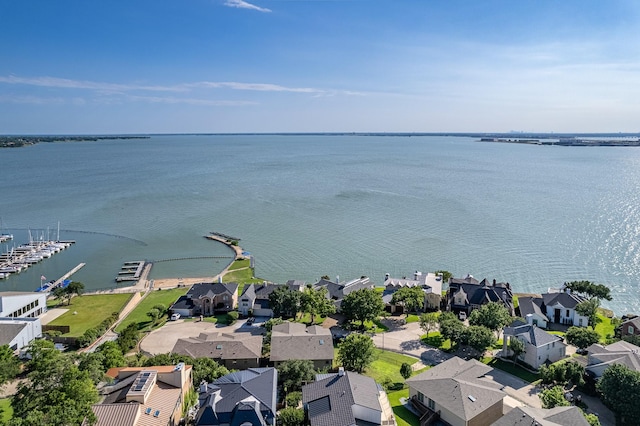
[
  {"x1": 223, "y1": 295, "x2": 228, "y2": 301},
  {"x1": 579, "y1": 318, "x2": 583, "y2": 326},
  {"x1": 629, "y1": 326, "x2": 635, "y2": 335},
  {"x1": 552, "y1": 342, "x2": 555, "y2": 348},
  {"x1": 428, "y1": 398, "x2": 435, "y2": 410},
  {"x1": 417, "y1": 392, "x2": 424, "y2": 403}
]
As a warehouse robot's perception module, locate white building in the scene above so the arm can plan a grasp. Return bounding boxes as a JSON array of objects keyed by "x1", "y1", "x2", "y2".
[
  {"x1": 0, "y1": 291, "x2": 47, "y2": 318},
  {"x1": 0, "y1": 317, "x2": 42, "y2": 352}
]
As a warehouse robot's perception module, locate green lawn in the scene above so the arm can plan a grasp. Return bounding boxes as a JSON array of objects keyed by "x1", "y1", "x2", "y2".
[
  {"x1": 115, "y1": 288, "x2": 188, "y2": 332},
  {"x1": 222, "y1": 259, "x2": 264, "y2": 286},
  {"x1": 364, "y1": 349, "x2": 420, "y2": 386},
  {"x1": 0, "y1": 398, "x2": 12, "y2": 423},
  {"x1": 405, "y1": 314, "x2": 419, "y2": 324},
  {"x1": 387, "y1": 389, "x2": 419, "y2": 426},
  {"x1": 48, "y1": 293, "x2": 133, "y2": 337},
  {"x1": 421, "y1": 332, "x2": 452, "y2": 351},
  {"x1": 481, "y1": 357, "x2": 540, "y2": 383},
  {"x1": 595, "y1": 314, "x2": 616, "y2": 342}
]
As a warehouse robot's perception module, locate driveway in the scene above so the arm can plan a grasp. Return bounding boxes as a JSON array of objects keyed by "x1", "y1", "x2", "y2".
[{"x1": 139, "y1": 318, "x2": 263, "y2": 355}]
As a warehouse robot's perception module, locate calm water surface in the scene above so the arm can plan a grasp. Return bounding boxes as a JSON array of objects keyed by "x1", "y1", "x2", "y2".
[{"x1": 1, "y1": 135, "x2": 639, "y2": 315}]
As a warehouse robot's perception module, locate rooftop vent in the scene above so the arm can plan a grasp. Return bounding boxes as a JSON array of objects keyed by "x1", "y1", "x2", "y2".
[{"x1": 468, "y1": 395, "x2": 476, "y2": 402}]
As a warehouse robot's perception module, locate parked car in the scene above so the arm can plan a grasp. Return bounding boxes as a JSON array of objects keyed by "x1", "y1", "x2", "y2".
[
  {"x1": 170, "y1": 313, "x2": 181, "y2": 321},
  {"x1": 246, "y1": 317, "x2": 255, "y2": 325}
]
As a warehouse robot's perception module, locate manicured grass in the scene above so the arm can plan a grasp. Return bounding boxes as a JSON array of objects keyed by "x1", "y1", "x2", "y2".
[
  {"x1": 405, "y1": 314, "x2": 419, "y2": 324},
  {"x1": 421, "y1": 332, "x2": 452, "y2": 351},
  {"x1": 296, "y1": 313, "x2": 326, "y2": 325},
  {"x1": 48, "y1": 293, "x2": 133, "y2": 337},
  {"x1": 387, "y1": 389, "x2": 419, "y2": 426},
  {"x1": 0, "y1": 398, "x2": 12, "y2": 423},
  {"x1": 115, "y1": 288, "x2": 188, "y2": 332},
  {"x1": 345, "y1": 319, "x2": 387, "y2": 333},
  {"x1": 481, "y1": 357, "x2": 540, "y2": 383},
  {"x1": 595, "y1": 314, "x2": 615, "y2": 342},
  {"x1": 364, "y1": 349, "x2": 420, "y2": 388},
  {"x1": 512, "y1": 295, "x2": 519, "y2": 309},
  {"x1": 222, "y1": 260, "x2": 264, "y2": 285}
]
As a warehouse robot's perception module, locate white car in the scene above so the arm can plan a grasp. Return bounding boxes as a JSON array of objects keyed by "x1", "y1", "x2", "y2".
[{"x1": 170, "y1": 313, "x2": 181, "y2": 321}]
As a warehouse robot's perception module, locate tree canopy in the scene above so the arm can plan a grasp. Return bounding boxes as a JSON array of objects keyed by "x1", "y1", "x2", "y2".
[
  {"x1": 10, "y1": 339, "x2": 99, "y2": 426},
  {"x1": 565, "y1": 326, "x2": 600, "y2": 349},
  {"x1": 434, "y1": 270, "x2": 452, "y2": 283},
  {"x1": 300, "y1": 286, "x2": 335, "y2": 323},
  {"x1": 390, "y1": 286, "x2": 424, "y2": 313},
  {"x1": 419, "y1": 312, "x2": 439, "y2": 336},
  {"x1": 597, "y1": 364, "x2": 640, "y2": 424},
  {"x1": 269, "y1": 286, "x2": 301, "y2": 319},
  {"x1": 341, "y1": 288, "x2": 385, "y2": 327},
  {"x1": 575, "y1": 298, "x2": 600, "y2": 329},
  {"x1": 468, "y1": 302, "x2": 512, "y2": 336},
  {"x1": 565, "y1": 280, "x2": 612, "y2": 301},
  {"x1": 461, "y1": 325, "x2": 495, "y2": 353},
  {"x1": 438, "y1": 312, "x2": 465, "y2": 347},
  {"x1": 0, "y1": 344, "x2": 21, "y2": 387},
  {"x1": 539, "y1": 385, "x2": 570, "y2": 409},
  {"x1": 276, "y1": 359, "x2": 316, "y2": 392},
  {"x1": 338, "y1": 333, "x2": 376, "y2": 373}
]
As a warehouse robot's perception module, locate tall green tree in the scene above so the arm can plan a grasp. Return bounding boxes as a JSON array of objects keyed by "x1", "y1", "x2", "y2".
[
  {"x1": 508, "y1": 337, "x2": 525, "y2": 365},
  {"x1": 565, "y1": 280, "x2": 612, "y2": 301},
  {"x1": 439, "y1": 312, "x2": 466, "y2": 347},
  {"x1": 269, "y1": 286, "x2": 301, "y2": 319},
  {"x1": 301, "y1": 286, "x2": 336, "y2": 323},
  {"x1": 468, "y1": 302, "x2": 512, "y2": 337},
  {"x1": 539, "y1": 385, "x2": 570, "y2": 409},
  {"x1": 566, "y1": 326, "x2": 600, "y2": 349},
  {"x1": 400, "y1": 363, "x2": 413, "y2": 380},
  {"x1": 0, "y1": 344, "x2": 21, "y2": 387},
  {"x1": 461, "y1": 325, "x2": 495, "y2": 353},
  {"x1": 276, "y1": 359, "x2": 316, "y2": 392},
  {"x1": 96, "y1": 341, "x2": 126, "y2": 369},
  {"x1": 338, "y1": 333, "x2": 376, "y2": 373},
  {"x1": 419, "y1": 312, "x2": 439, "y2": 336},
  {"x1": 341, "y1": 288, "x2": 384, "y2": 328},
  {"x1": 390, "y1": 286, "x2": 425, "y2": 313},
  {"x1": 575, "y1": 298, "x2": 600, "y2": 329},
  {"x1": 277, "y1": 407, "x2": 305, "y2": 426},
  {"x1": 597, "y1": 364, "x2": 640, "y2": 424},
  {"x1": 10, "y1": 340, "x2": 98, "y2": 426}
]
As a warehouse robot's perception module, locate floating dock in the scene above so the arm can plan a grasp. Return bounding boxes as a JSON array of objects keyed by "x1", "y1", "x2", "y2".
[
  {"x1": 36, "y1": 262, "x2": 85, "y2": 292},
  {"x1": 115, "y1": 261, "x2": 145, "y2": 282}
]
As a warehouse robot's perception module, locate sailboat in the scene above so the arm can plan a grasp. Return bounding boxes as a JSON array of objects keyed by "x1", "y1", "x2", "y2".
[{"x1": 0, "y1": 218, "x2": 13, "y2": 242}]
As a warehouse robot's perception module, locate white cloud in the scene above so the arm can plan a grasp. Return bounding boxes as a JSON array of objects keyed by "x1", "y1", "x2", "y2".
[
  {"x1": 224, "y1": 0, "x2": 271, "y2": 12},
  {"x1": 0, "y1": 94, "x2": 66, "y2": 105},
  {"x1": 0, "y1": 74, "x2": 363, "y2": 98}
]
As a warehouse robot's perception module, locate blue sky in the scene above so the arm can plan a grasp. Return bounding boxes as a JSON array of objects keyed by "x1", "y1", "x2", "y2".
[{"x1": 1, "y1": 0, "x2": 639, "y2": 134}]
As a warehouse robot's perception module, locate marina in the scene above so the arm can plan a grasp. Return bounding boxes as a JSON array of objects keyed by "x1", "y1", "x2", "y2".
[{"x1": 0, "y1": 235, "x2": 75, "y2": 280}]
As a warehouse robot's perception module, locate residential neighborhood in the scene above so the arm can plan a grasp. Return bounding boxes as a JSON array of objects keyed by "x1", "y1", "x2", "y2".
[{"x1": 0, "y1": 265, "x2": 636, "y2": 426}]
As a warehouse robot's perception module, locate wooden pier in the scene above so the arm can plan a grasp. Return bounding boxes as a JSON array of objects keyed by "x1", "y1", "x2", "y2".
[{"x1": 53, "y1": 263, "x2": 85, "y2": 287}]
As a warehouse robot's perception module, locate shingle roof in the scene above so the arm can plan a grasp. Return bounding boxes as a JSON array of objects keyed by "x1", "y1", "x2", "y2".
[
  {"x1": 196, "y1": 367, "x2": 277, "y2": 426},
  {"x1": 587, "y1": 340, "x2": 640, "y2": 373},
  {"x1": 491, "y1": 406, "x2": 589, "y2": 426},
  {"x1": 0, "y1": 322, "x2": 27, "y2": 346},
  {"x1": 269, "y1": 322, "x2": 334, "y2": 362},
  {"x1": 187, "y1": 282, "x2": 239, "y2": 299},
  {"x1": 406, "y1": 357, "x2": 504, "y2": 421},
  {"x1": 172, "y1": 332, "x2": 263, "y2": 360},
  {"x1": 504, "y1": 320, "x2": 563, "y2": 347},
  {"x1": 517, "y1": 296, "x2": 548, "y2": 320},
  {"x1": 542, "y1": 292, "x2": 586, "y2": 309},
  {"x1": 302, "y1": 371, "x2": 382, "y2": 426},
  {"x1": 239, "y1": 284, "x2": 256, "y2": 300}
]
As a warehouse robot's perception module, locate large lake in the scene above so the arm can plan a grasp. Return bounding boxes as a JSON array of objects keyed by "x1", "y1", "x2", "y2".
[{"x1": 1, "y1": 135, "x2": 638, "y2": 315}]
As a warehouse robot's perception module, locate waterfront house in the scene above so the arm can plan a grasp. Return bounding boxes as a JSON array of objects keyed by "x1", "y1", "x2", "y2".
[
  {"x1": 446, "y1": 276, "x2": 515, "y2": 317},
  {"x1": 541, "y1": 289, "x2": 588, "y2": 327},
  {"x1": 269, "y1": 321, "x2": 334, "y2": 369},
  {"x1": 171, "y1": 331, "x2": 263, "y2": 369},
  {"x1": 302, "y1": 368, "x2": 396, "y2": 426},
  {"x1": 196, "y1": 367, "x2": 277, "y2": 426},
  {"x1": 585, "y1": 340, "x2": 640, "y2": 379},
  {"x1": 238, "y1": 280, "x2": 305, "y2": 317},
  {"x1": 492, "y1": 406, "x2": 589, "y2": 426},
  {"x1": 90, "y1": 363, "x2": 192, "y2": 426},
  {"x1": 502, "y1": 320, "x2": 567, "y2": 369},
  {"x1": 170, "y1": 282, "x2": 238, "y2": 317},
  {"x1": 382, "y1": 271, "x2": 443, "y2": 313},
  {"x1": 313, "y1": 276, "x2": 375, "y2": 310},
  {"x1": 406, "y1": 357, "x2": 505, "y2": 426}
]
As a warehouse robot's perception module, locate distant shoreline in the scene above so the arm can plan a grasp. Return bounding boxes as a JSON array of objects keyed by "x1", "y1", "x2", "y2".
[
  {"x1": 0, "y1": 135, "x2": 150, "y2": 148},
  {"x1": 479, "y1": 137, "x2": 640, "y2": 147}
]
